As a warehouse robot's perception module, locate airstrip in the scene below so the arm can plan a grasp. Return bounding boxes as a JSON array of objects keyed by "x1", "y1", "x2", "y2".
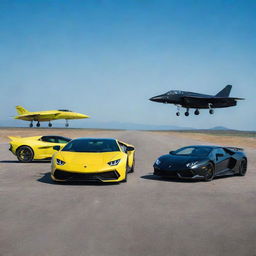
[{"x1": 0, "y1": 128, "x2": 255, "y2": 256}]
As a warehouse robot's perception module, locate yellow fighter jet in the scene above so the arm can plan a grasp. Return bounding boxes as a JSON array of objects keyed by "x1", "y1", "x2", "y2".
[{"x1": 14, "y1": 106, "x2": 89, "y2": 127}]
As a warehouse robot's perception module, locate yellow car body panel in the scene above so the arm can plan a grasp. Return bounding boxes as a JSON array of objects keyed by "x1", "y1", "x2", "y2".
[
  {"x1": 51, "y1": 139, "x2": 135, "y2": 183},
  {"x1": 14, "y1": 106, "x2": 89, "y2": 122},
  {"x1": 9, "y1": 136, "x2": 70, "y2": 162},
  {"x1": 119, "y1": 140, "x2": 135, "y2": 167}
]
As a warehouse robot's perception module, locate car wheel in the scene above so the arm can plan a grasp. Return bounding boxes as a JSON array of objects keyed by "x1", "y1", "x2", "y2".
[
  {"x1": 204, "y1": 162, "x2": 215, "y2": 181},
  {"x1": 129, "y1": 160, "x2": 135, "y2": 173},
  {"x1": 121, "y1": 164, "x2": 129, "y2": 182},
  {"x1": 16, "y1": 146, "x2": 34, "y2": 163},
  {"x1": 238, "y1": 159, "x2": 247, "y2": 176}
]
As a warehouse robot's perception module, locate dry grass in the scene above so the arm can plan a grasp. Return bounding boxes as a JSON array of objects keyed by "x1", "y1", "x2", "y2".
[{"x1": 153, "y1": 131, "x2": 256, "y2": 149}]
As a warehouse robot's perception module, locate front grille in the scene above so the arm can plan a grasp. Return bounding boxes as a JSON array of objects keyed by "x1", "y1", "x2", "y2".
[
  {"x1": 154, "y1": 169, "x2": 178, "y2": 178},
  {"x1": 54, "y1": 169, "x2": 120, "y2": 181},
  {"x1": 178, "y1": 169, "x2": 194, "y2": 178},
  {"x1": 154, "y1": 168, "x2": 194, "y2": 178}
]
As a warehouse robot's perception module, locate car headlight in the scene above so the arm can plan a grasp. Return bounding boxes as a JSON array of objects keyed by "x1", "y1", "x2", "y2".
[
  {"x1": 186, "y1": 161, "x2": 207, "y2": 169},
  {"x1": 56, "y1": 158, "x2": 66, "y2": 166},
  {"x1": 155, "y1": 159, "x2": 161, "y2": 165},
  {"x1": 186, "y1": 161, "x2": 199, "y2": 168},
  {"x1": 108, "y1": 159, "x2": 121, "y2": 166}
]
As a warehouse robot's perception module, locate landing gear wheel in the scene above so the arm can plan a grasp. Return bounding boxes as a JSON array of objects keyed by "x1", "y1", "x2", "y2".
[
  {"x1": 194, "y1": 109, "x2": 200, "y2": 115},
  {"x1": 209, "y1": 109, "x2": 214, "y2": 115},
  {"x1": 185, "y1": 112, "x2": 189, "y2": 116},
  {"x1": 29, "y1": 122, "x2": 33, "y2": 128},
  {"x1": 36, "y1": 122, "x2": 40, "y2": 127},
  {"x1": 48, "y1": 122, "x2": 52, "y2": 127},
  {"x1": 16, "y1": 146, "x2": 34, "y2": 163},
  {"x1": 204, "y1": 163, "x2": 215, "y2": 181},
  {"x1": 238, "y1": 159, "x2": 247, "y2": 176},
  {"x1": 65, "y1": 123, "x2": 69, "y2": 128},
  {"x1": 175, "y1": 105, "x2": 181, "y2": 116}
]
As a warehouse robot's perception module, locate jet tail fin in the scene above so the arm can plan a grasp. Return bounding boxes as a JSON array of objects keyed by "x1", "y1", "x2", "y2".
[
  {"x1": 16, "y1": 106, "x2": 30, "y2": 115},
  {"x1": 215, "y1": 85, "x2": 232, "y2": 97}
]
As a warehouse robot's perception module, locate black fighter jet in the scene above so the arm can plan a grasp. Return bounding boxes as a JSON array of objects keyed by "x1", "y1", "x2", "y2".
[{"x1": 149, "y1": 85, "x2": 244, "y2": 116}]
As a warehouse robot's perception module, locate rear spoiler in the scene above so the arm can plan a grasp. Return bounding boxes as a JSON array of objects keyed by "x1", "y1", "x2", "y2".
[
  {"x1": 8, "y1": 136, "x2": 22, "y2": 141},
  {"x1": 225, "y1": 147, "x2": 244, "y2": 152}
]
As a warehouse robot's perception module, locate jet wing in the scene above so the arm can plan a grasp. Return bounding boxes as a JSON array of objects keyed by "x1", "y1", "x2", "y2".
[
  {"x1": 15, "y1": 114, "x2": 40, "y2": 120},
  {"x1": 15, "y1": 113, "x2": 60, "y2": 121},
  {"x1": 182, "y1": 96, "x2": 244, "y2": 104}
]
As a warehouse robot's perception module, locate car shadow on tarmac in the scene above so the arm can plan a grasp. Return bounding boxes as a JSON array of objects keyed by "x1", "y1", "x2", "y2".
[
  {"x1": 141, "y1": 174, "x2": 201, "y2": 183},
  {"x1": 141, "y1": 173, "x2": 238, "y2": 183},
  {"x1": 37, "y1": 172, "x2": 120, "y2": 186}
]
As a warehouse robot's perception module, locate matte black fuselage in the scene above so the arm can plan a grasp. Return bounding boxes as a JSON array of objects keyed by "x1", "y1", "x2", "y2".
[{"x1": 149, "y1": 91, "x2": 237, "y2": 109}]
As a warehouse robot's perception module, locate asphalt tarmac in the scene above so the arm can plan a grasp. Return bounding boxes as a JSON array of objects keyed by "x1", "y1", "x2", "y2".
[{"x1": 0, "y1": 130, "x2": 255, "y2": 256}]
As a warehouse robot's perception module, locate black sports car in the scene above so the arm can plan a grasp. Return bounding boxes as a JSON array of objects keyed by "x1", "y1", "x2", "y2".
[{"x1": 153, "y1": 145, "x2": 247, "y2": 181}]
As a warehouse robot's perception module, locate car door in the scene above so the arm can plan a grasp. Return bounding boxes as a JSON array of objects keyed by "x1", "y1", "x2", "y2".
[
  {"x1": 38, "y1": 136, "x2": 60, "y2": 158},
  {"x1": 214, "y1": 148, "x2": 230, "y2": 174}
]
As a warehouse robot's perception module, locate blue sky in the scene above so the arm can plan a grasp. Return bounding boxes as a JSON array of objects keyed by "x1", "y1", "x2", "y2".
[{"x1": 0, "y1": 0, "x2": 255, "y2": 130}]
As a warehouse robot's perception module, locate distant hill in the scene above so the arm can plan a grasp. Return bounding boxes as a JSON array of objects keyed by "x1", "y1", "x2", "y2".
[
  {"x1": 81, "y1": 121, "x2": 195, "y2": 131},
  {"x1": 0, "y1": 119, "x2": 251, "y2": 132},
  {"x1": 210, "y1": 126, "x2": 231, "y2": 130}
]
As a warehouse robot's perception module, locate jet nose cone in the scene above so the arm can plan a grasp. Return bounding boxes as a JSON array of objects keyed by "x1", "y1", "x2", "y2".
[
  {"x1": 78, "y1": 114, "x2": 90, "y2": 119},
  {"x1": 149, "y1": 95, "x2": 166, "y2": 102}
]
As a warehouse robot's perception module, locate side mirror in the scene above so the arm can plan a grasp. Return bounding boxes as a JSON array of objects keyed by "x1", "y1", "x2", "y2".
[
  {"x1": 53, "y1": 145, "x2": 61, "y2": 151},
  {"x1": 169, "y1": 151, "x2": 174, "y2": 154},
  {"x1": 127, "y1": 146, "x2": 134, "y2": 151}
]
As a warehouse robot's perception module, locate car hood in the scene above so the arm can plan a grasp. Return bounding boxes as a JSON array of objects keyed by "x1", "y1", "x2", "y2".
[
  {"x1": 157, "y1": 154, "x2": 207, "y2": 169},
  {"x1": 55, "y1": 151, "x2": 123, "y2": 172}
]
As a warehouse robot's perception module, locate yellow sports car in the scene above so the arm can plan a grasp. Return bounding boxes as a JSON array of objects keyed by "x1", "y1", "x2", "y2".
[
  {"x1": 51, "y1": 138, "x2": 135, "y2": 183},
  {"x1": 9, "y1": 135, "x2": 71, "y2": 162}
]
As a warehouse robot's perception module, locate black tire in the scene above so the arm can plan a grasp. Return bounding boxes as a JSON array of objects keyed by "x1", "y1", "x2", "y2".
[
  {"x1": 204, "y1": 162, "x2": 215, "y2": 181},
  {"x1": 238, "y1": 159, "x2": 247, "y2": 176},
  {"x1": 129, "y1": 163, "x2": 135, "y2": 173},
  {"x1": 16, "y1": 146, "x2": 34, "y2": 163},
  {"x1": 121, "y1": 164, "x2": 129, "y2": 182},
  {"x1": 129, "y1": 157, "x2": 135, "y2": 173}
]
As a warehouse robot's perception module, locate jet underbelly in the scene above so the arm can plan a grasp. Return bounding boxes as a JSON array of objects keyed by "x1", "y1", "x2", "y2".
[{"x1": 182, "y1": 98, "x2": 237, "y2": 109}]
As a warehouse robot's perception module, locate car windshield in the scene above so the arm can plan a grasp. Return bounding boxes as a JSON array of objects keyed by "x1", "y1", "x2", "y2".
[
  {"x1": 172, "y1": 146, "x2": 212, "y2": 156},
  {"x1": 62, "y1": 139, "x2": 120, "y2": 153}
]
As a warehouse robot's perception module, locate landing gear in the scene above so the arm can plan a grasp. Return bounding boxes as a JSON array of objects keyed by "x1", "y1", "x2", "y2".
[
  {"x1": 194, "y1": 109, "x2": 200, "y2": 115},
  {"x1": 176, "y1": 105, "x2": 181, "y2": 116},
  {"x1": 65, "y1": 120, "x2": 69, "y2": 128},
  {"x1": 29, "y1": 121, "x2": 33, "y2": 128},
  {"x1": 208, "y1": 103, "x2": 214, "y2": 115},
  {"x1": 185, "y1": 108, "x2": 189, "y2": 116},
  {"x1": 48, "y1": 122, "x2": 52, "y2": 127},
  {"x1": 36, "y1": 121, "x2": 40, "y2": 127}
]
